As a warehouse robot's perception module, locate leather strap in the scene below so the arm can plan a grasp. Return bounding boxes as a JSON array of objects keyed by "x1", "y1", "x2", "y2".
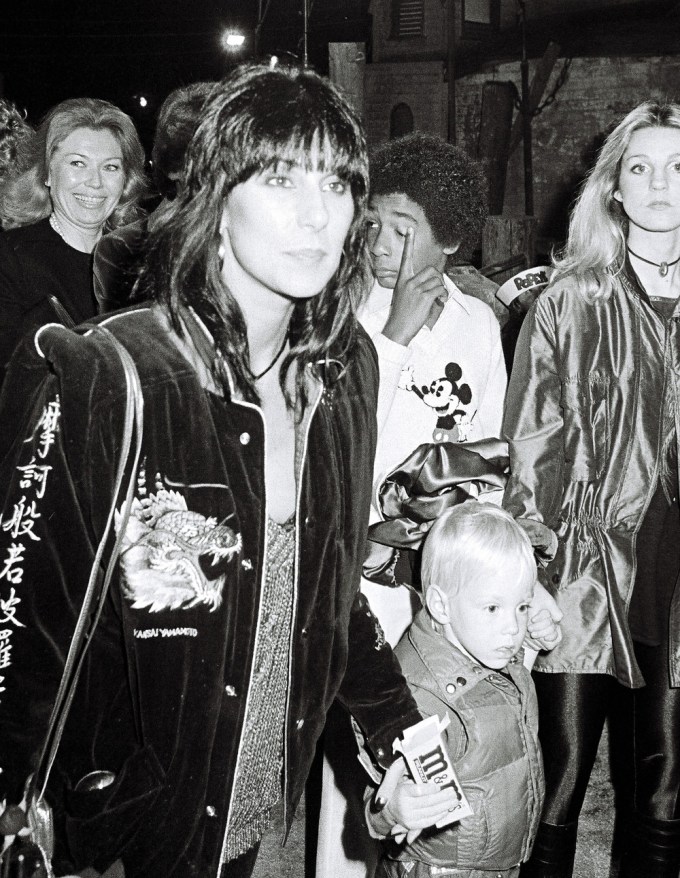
[{"x1": 32, "y1": 325, "x2": 144, "y2": 803}]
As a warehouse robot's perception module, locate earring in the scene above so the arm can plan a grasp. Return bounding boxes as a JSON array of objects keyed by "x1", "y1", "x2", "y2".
[{"x1": 218, "y1": 241, "x2": 226, "y2": 261}]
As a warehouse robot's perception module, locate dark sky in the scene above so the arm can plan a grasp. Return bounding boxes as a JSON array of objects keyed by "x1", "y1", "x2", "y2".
[{"x1": 2, "y1": 0, "x2": 370, "y2": 146}]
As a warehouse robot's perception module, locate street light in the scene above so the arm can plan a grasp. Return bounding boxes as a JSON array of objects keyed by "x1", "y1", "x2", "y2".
[{"x1": 220, "y1": 30, "x2": 246, "y2": 51}]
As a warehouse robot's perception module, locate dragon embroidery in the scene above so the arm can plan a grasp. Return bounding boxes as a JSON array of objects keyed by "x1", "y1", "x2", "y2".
[{"x1": 115, "y1": 485, "x2": 242, "y2": 613}]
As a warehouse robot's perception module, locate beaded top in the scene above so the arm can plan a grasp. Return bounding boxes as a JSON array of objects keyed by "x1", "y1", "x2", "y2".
[{"x1": 224, "y1": 516, "x2": 295, "y2": 861}]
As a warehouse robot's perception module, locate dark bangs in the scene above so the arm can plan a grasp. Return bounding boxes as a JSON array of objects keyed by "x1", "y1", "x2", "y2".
[{"x1": 190, "y1": 65, "x2": 368, "y2": 205}]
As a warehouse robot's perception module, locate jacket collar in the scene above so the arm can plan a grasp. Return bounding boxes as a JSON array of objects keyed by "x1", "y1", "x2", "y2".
[
  {"x1": 173, "y1": 304, "x2": 324, "y2": 481},
  {"x1": 364, "y1": 274, "x2": 472, "y2": 319},
  {"x1": 621, "y1": 256, "x2": 680, "y2": 318},
  {"x1": 406, "y1": 608, "x2": 524, "y2": 703}
]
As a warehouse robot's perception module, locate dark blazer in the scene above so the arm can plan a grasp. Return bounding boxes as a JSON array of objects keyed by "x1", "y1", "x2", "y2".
[{"x1": 0, "y1": 306, "x2": 419, "y2": 876}]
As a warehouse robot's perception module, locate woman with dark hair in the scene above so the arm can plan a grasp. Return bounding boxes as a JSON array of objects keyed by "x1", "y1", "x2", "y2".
[
  {"x1": 504, "y1": 100, "x2": 680, "y2": 877},
  {"x1": 0, "y1": 63, "x2": 449, "y2": 878},
  {"x1": 93, "y1": 81, "x2": 215, "y2": 312},
  {"x1": 0, "y1": 97, "x2": 146, "y2": 382}
]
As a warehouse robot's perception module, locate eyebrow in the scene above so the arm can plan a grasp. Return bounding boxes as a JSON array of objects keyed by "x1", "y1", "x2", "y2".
[
  {"x1": 368, "y1": 206, "x2": 420, "y2": 223},
  {"x1": 394, "y1": 210, "x2": 420, "y2": 222},
  {"x1": 478, "y1": 591, "x2": 532, "y2": 604},
  {"x1": 62, "y1": 151, "x2": 123, "y2": 159},
  {"x1": 624, "y1": 152, "x2": 680, "y2": 160}
]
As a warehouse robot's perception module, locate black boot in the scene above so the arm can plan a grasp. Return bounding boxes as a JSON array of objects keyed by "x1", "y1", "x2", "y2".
[
  {"x1": 520, "y1": 821, "x2": 578, "y2": 878},
  {"x1": 619, "y1": 811, "x2": 680, "y2": 878}
]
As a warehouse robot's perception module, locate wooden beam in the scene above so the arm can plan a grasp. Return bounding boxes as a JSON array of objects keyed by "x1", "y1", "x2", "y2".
[
  {"x1": 477, "y1": 81, "x2": 515, "y2": 214},
  {"x1": 508, "y1": 40, "x2": 561, "y2": 155},
  {"x1": 447, "y1": 0, "x2": 457, "y2": 143}
]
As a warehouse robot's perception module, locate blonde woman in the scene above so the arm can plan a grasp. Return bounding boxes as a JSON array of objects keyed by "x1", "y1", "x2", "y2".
[
  {"x1": 0, "y1": 98, "x2": 145, "y2": 382},
  {"x1": 504, "y1": 100, "x2": 680, "y2": 877}
]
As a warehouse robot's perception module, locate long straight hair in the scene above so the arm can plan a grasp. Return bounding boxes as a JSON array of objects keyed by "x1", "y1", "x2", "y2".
[
  {"x1": 553, "y1": 100, "x2": 680, "y2": 301},
  {"x1": 137, "y1": 62, "x2": 372, "y2": 409}
]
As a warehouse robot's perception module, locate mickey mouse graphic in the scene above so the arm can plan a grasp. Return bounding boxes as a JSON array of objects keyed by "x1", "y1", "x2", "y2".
[{"x1": 399, "y1": 361, "x2": 475, "y2": 443}]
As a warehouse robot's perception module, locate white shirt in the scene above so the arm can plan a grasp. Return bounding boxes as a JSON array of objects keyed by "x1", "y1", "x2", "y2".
[{"x1": 359, "y1": 274, "x2": 507, "y2": 504}]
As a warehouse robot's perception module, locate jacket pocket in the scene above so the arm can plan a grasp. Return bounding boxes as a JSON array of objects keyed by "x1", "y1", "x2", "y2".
[
  {"x1": 560, "y1": 377, "x2": 610, "y2": 482},
  {"x1": 452, "y1": 785, "x2": 489, "y2": 865},
  {"x1": 65, "y1": 746, "x2": 165, "y2": 870}
]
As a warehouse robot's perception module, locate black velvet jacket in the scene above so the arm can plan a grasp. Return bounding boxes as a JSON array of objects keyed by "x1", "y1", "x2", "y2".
[{"x1": 0, "y1": 306, "x2": 419, "y2": 876}]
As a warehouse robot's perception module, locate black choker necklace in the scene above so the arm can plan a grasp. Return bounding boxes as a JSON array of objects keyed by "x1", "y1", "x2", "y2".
[
  {"x1": 253, "y1": 334, "x2": 288, "y2": 381},
  {"x1": 627, "y1": 245, "x2": 680, "y2": 278}
]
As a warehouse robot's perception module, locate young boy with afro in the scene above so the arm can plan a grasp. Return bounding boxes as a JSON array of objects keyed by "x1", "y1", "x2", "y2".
[
  {"x1": 358, "y1": 132, "x2": 507, "y2": 646},
  {"x1": 317, "y1": 135, "x2": 509, "y2": 878}
]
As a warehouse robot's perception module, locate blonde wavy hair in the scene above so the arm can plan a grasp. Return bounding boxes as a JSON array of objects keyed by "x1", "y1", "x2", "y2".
[
  {"x1": 0, "y1": 97, "x2": 146, "y2": 231},
  {"x1": 553, "y1": 100, "x2": 680, "y2": 301}
]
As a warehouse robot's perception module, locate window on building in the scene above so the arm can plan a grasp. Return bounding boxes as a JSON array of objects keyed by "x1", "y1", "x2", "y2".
[
  {"x1": 391, "y1": 0, "x2": 424, "y2": 39},
  {"x1": 390, "y1": 103, "x2": 414, "y2": 139},
  {"x1": 461, "y1": 0, "x2": 500, "y2": 39}
]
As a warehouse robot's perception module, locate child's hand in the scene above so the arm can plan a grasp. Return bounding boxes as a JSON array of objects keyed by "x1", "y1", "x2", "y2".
[
  {"x1": 372, "y1": 758, "x2": 460, "y2": 845},
  {"x1": 382, "y1": 227, "x2": 448, "y2": 347},
  {"x1": 523, "y1": 581, "x2": 563, "y2": 652},
  {"x1": 525, "y1": 606, "x2": 562, "y2": 652}
]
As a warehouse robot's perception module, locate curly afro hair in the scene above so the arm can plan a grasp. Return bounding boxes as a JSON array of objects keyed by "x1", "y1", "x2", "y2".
[{"x1": 369, "y1": 133, "x2": 488, "y2": 259}]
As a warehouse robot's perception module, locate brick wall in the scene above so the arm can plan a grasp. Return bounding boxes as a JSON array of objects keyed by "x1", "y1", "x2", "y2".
[
  {"x1": 364, "y1": 60, "x2": 447, "y2": 144},
  {"x1": 363, "y1": 50, "x2": 680, "y2": 246},
  {"x1": 455, "y1": 54, "x2": 680, "y2": 245}
]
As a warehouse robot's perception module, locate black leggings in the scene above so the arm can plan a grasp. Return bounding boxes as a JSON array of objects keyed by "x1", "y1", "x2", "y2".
[{"x1": 535, "y1": 641, "x2": 680, "y2": 824}]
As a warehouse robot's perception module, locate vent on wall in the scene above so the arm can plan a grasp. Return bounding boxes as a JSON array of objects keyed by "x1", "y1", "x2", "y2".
[{"x1": 392, "y1": 0, "x2": 425, "y2": 38}]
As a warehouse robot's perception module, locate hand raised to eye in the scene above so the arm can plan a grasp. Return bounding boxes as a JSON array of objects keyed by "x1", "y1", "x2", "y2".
[{"x1": 382, "y1": 227, "x2": 448, "y2": 347}]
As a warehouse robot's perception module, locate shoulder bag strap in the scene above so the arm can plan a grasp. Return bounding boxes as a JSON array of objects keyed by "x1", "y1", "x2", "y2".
[{"x1": 31, "y1": 325, "x2": 144, "y2": 803}]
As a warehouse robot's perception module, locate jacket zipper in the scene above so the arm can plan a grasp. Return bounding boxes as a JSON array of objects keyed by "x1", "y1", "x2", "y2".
[
  {"x1": 282, "y1": 374, "x2": 323, "y2": 834},
  {"x1": 217, "y1": 377, "x2": 323, "y2": 870},
  {"x1": 218, "y1": 397, "x2": 269, "y2": 871}
]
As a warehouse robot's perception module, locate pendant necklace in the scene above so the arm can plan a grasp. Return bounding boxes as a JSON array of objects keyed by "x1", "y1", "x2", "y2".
[
  {"x1": 627, "y1": 245, "x2": 680, "y2": 278},
  {"x1": 253, "y1": 333, "x2": 288, "y2": 380}
]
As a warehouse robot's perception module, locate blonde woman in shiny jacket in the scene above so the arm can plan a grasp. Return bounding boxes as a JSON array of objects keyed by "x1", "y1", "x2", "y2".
[{"x1": 503, "y1": 100, "x2": 680, "y2": 878}]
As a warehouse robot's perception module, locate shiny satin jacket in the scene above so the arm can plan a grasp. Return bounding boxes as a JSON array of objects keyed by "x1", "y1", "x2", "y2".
[
  {"x1": 503, "y1": 272, "x2": 680, "y2": 688},
  {"x1": 383, "y1": 611, "x2": 543, "y2": 872},
  {"x1": 0, "y1": 306, "x2": 420, "y2": 877}
]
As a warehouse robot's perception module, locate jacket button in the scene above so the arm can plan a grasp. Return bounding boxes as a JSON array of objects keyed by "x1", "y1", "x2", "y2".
[
  {"x1": 239, "y1": 432, "x2": 251, "y2": 445},
  {"x1": 551, "y1": 573, "x2": 560, "y2": 584},
  {"x1": 376, "y1": 747, "x2": 386, "y2": 759},
  {"x1": 241, "y1": 558, "x2": 253, "y2": 571},
  {"x1": 446, "y1": 683, "x2": 456, "y2": 694},
  {"x1": 304, "y1": 515, "x2": 315, "y2": 527},
  {"x1": 225, "y1": 685, "x2": 237, "y2": 696},
  {"x1": 456, "y1": 676, "x2": 467, "y2": 686},
  {"x1": 301, "y1": 627, "x2": 308, "y2": 637},
  {"x1": 206, "y1": 805, "x2": 217, "y2": 818},
  {"x1": 296, "y1": 719, "x2": 305, "y2": 730}
]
